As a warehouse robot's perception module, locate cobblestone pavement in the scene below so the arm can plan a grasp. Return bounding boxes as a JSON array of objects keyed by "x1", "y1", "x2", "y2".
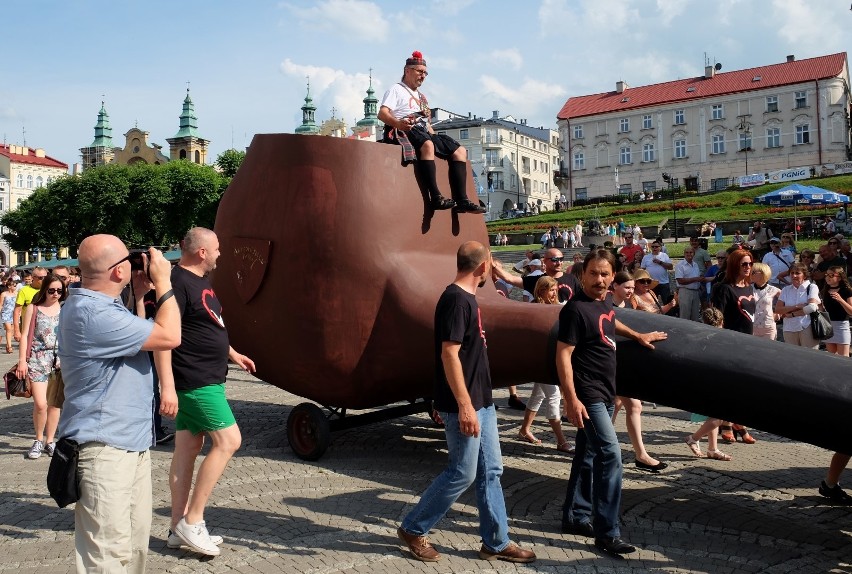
[{"x1": 1, "y1": 347, "x2": 850, "y2": 573}]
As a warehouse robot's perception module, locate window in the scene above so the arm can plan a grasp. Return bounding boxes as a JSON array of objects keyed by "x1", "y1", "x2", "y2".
[
  {"x1": 573, "y1": 151, "x2": 585, "y2": 170},
  {"x1": 739, "y1": 133, "x2": 751, "y2": 151},
  {"x1": 711, "y1": 178, "x2": 730, "y2": 191},
  {"x1": 26, "y1": 175, "x2": 33, "y2": 189},
  {"x1": 532, "y1": 141, "x2": 537, "y2": 150},
  {"x1": 484, "y1": 128, "x2": 498, "y2": 143},
  {"x1": 542, "y1": 183, "x2": 548, "y2": 195},
  {"x1": 459, "y1": 128, "x2": 469, "y2": 140},
  {"x1": 35, "y1": 176, "x2": 43, "y2": 188},
  {"x1": 674, "y1": 109, "x2": 685, "y2": 125},
  {"x1": 642, "y1": 181, "x2": 656, "y2": 193},
  {"x1": 575, "y1": 188, "x2": 588, "y2": 200},
  {"x1": 485, "y1": 149, "x2": 499, "y2": 166},
  {"x1": 674, "y1": 139, "x2": 687, "y2": 158},
  {"x1": 533, "y1": 181, "x2": 538, "y2": 193},
  {"x1": 619, "y1": 146, "x2": 632, "y2": 165},
  {"x1": 642, "y1": 143, "x2": 655, "y2": 162},
  {"x1": 711, "y1": 134, "x2": 725, "y2": 154},
  {"x1": 766, "y1": 127, "x2": 780, "y2": 148},
  {"x1": 0, "y1": 198, "x2": 4, "y2": 210},
  {"x1": 510, "y1": 174, "x2": 516, "y2": 188},
  {"x1": 510, "y1": 152, "x2": 516, "y2": 164},
  {"x1": 642, "y1": 115, "x2": 652, "y2": 129},
  {"x1": 619, "y1": 184, "x2": 632, "y2": 195},
  {"x1": 596, "y1": 146, "x2": 609, "y2": 167},
  {"x1": 597, "y1": 120, "x2": 607, "y2": 135},
  {"x1": 573, "y1": 125, "x2": 584, "y2": 139},
  {"x1": 542, "y1": 162, "x2": 548, "y2": 173},
  {"x1": 619, "y1": 118, "x2": 629, "y2": 133},
  {"x1": 766, "y1": 95, "x2": 778, "y2": 112},
  {"x1": 795, "y1": 91, "x2": 807, "y2": 109},
  {"x1": 15, "y1": 174, "x2": 23, "y2": 187},
  {"x1": 795, "y1": 124, "x2": 810, "y2": 145},
  {"x1": 711, "y1": 104, "x2": 724, "y2": 120}
]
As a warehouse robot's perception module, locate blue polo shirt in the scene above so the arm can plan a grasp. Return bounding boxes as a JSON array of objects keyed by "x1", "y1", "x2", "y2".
[{"x1": 57, "y1": 288, "x2": 155, "y2": 452}]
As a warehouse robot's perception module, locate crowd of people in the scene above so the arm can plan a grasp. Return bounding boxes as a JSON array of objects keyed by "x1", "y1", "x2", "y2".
[{"x1": 490, "y1": 220, "x2": 851, "y2": 523}]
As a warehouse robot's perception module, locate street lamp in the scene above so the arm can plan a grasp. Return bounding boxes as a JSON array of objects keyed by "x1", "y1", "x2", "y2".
[
  {"x1": 662, "y1": 172, "x2": 678, "y2": 243},
  {"x1": 738, "y1": 119, "x2": 752, "y2": 177}
]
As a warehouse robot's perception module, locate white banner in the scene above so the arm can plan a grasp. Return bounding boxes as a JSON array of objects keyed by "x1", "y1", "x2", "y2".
[
  {"x1": 738, "y1": 174, "x2": 766, "y2": 188},
  {"x1": 821, "y1": 161, "x2": 852, "y2": 176},
  {"x1": 767, "y1": 166, "x2": 810, "y2": 184}
]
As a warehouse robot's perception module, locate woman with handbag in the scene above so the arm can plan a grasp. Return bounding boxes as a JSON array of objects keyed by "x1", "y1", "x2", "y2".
[
  {"x1": 0, "y1": 278, "x2": 17, "y2": 353},
  {"x1": 820, "y1": 266, "x2": 852, "y2": 357},
  {"x1": 775, "y1": 263, "x2": 821, "y2": 350},
  {"x1": 17, "y1": 273, "x2": 66, "y2": 459}
]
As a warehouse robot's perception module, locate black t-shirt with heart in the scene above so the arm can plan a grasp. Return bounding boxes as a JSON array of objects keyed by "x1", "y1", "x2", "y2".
[
  {"x1": 710, "y1": 282, "x2": 755, "y2": 334},
  {"x1": 171, "y1": 265, "x2": 231, "y2": 391},
  {"x1": 557, "y1": 290, "x2": 617, "y2": 404},
  {"x1": 432, "y1": 284, "x2": 492, "y2": 413}
]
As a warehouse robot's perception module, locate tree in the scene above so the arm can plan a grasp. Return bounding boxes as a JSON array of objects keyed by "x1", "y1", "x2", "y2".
[
  {"x1": 1, "y1": 161, "x2": 229, "y2": 256},
  {"x1": 215, "y1": 149, "x2": 246, "y2": 179}
]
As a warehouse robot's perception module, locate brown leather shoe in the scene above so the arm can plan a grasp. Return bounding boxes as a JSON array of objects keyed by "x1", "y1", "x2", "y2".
[
  {"x1": 397, "y1": 527, "x2": 440, "y2": 562},
  {"x1": 478, "y1": 542, "x2": 536, "y2": 563}
]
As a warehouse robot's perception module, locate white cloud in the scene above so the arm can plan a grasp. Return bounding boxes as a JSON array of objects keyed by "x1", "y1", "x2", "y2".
[
  {"x1": 280, "y1": 59, "x2": 379, "y2": 130},
  {"x1": 488, "y1": 49, "x2": 523, "y2": 71},
  {"x1": 429, "y1": 0, "x2": 475, "y2": 16},
  {"x1": 655, "y1": 0, "x2": 689, "y2": 26},
  {"x1": 284, "y1": 0, "x2": 388, "y2": 42},
  {"x1": 479, "y1": 76, "x2": 567, "y2": 122},
  {"x1": 771, "y1": 0, "x2": 845, "y2": 56},
  {"x1": 538, "y1": 0, "x2": 576, "y2": 37}
]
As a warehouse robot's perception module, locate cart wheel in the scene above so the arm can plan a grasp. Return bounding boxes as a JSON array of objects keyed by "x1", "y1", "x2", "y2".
[{"x1": 287, "y1": 403, "x2": 331, "y2": 461}]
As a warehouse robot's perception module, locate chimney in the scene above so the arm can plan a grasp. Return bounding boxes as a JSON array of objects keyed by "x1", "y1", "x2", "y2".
[
  {"x1": 35, "y1": 148, "x2": 45, "y2": 158},
  {"x1": 21, "y1": 146, "x2": 28, "y2": 156},
  {"x1": 786, "y1": 55, "x2": 795, "y2": 63},
  {"x1": 492, "y1": 110, "x2": 499, "y2": 119},
  {"x1": 616, "y1": 80, "x2": 629, "y2": 93},
  {"x1": 705, "y1": 65, "x2": 715, "y2": 79}
]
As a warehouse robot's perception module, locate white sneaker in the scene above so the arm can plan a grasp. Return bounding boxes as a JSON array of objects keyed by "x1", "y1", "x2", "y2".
[
  {"x1": 27, "y1": 440, "x2": 44, "y2": 459},
  {"x1": 173, "y1": 517, "x2": 221, "y2": 556},
  {"x1": 45, "y1": 442, "x2": 56, "y2": 457},
  {"x1": 167, "y1": 523, "x2": 223, "y2": 549}
]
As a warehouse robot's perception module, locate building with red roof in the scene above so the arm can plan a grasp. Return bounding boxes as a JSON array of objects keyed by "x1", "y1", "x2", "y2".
[
  {"x1": 0, "y1": 144, "x2": 68, "y2": 266},
  {"x1": 555, "y1": 53, "x2": 851, "y2": 202}
]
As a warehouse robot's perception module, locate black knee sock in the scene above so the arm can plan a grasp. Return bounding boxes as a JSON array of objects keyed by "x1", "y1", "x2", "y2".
[
  {"x1": 448, "y1": 160, "x2": 468, "y2": 203},
  {"x1": 413, "y1": 159, "x2": 445, "y2": 202}
]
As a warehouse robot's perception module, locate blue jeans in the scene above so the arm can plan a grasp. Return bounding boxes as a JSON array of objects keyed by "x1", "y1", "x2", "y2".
[
  {"x1": 562, "y1": 401, "x2": 622, "y2": 539},
  {"x1": 401, "y1": 405, "x2": 510, "y2": 552}
]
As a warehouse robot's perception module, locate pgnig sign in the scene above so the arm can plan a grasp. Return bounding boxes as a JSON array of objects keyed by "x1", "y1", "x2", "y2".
[{"x1": 768, "y1": 167, "x2": 809, "y2": 183}]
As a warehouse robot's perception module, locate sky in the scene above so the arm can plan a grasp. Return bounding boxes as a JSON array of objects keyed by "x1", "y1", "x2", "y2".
[{"x1": 2, "y1": 0, "x2": 849, "y2": 170}]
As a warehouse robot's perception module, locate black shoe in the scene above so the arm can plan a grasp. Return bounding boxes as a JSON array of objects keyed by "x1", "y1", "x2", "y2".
[
  {"x1": 595, "y1": 537, "x2": 636, "y2": 555},
  {"x1": 454, "y1": 200, "x2": 486, "y2": 214},
  {"x1": 635, "y1": 460, "x2": 668, "y2": 473},
  {"x1": 430, "y1": 196, "x2": 456, "y2": 210},
  {"x1": 507, "y1": 394, "x2": 526, "y2": 411},
  {"x1": 156, "y1": 429, "x2": 175, "y2": 445},
  {"x1": 819, "y1": 481, "x2": 852, "y2": 505},
  {"x1": 561, "y1": 521, "x2": 594, "y2": 538}
]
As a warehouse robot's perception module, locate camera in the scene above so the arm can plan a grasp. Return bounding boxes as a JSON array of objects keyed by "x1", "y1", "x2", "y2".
[{"x1": 127, "y1": 248, "x2": 149, "y2": 272}]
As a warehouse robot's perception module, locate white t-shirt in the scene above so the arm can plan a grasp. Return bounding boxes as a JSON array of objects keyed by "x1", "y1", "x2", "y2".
[
  {"x1": 641, "y1": 252, "x2": 672, "y2": 284},
  {"x1": 763, "y1": 249, "x2": 794, "y2": 285},
  {"x1": 380, "y1": 83, "x2": 427, "y2": 126}
]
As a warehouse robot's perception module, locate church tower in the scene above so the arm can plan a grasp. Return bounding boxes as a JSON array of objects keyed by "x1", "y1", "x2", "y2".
[
  {"x1": 79, "y1": 101, "x2": 116, "y2": 170},
  {"x1": 167, "y1": 88, "x2": 210, "y2": 164},
  {"x1": 354, "y1": 71, "x2": 383, "y2": 140},
  {"x1": 294, "y1": 80, "x2": 320, "y2": 135}
]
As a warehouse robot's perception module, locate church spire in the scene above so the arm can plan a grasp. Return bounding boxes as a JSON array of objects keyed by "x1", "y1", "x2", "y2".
[
  {"x1": 89, "y1": 101, "x2": 114, "y2": 147},
  {"x1": 295, "y1": 78, "x2": 320, "y2": 135},
  {"x1": 173, "y1": 87, "x2": 202, "y2": 138},
  {"x1": 356, "y1": 69, "x2": 381, "y2": 129}
]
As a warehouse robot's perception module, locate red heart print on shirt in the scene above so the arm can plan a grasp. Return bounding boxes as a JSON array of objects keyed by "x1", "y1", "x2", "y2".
[
  {"x1": 201, "y1": 289, "x2": 225, "y2": 328},
  {"x1": 599, "y1": 310, "x2": 616, "y2": 350}
]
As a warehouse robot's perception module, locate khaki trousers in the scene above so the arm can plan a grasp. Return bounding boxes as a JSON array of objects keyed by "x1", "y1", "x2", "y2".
[{"x1": 75, "y1": 444, "x2": 151, "y2": 574}]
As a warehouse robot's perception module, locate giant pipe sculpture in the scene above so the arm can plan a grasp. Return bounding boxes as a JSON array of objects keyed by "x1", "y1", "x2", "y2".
[{"x1": 213, "y1": 134, "x2": 851, "y2": 459}]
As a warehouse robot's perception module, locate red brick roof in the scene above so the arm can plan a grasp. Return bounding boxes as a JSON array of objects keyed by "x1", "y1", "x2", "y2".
[
  {"x1": 0, "y1": 144, "x2": 68, "y2": 169},
  {"x1": 557, "y1": 52, "x2": 848, "y2": 120}
]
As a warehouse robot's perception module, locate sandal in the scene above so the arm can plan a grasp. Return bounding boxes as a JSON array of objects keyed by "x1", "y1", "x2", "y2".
[
  {"x1": 719, "y1": 425, "x2": 735, "y2": 444},
  {"x1": 685, "y1": 435, "x2": 704, "y2": 457},
  {"x1": 706, "y1": 449, "x2": 732, "y2": 461},
  {"x1": 557, "y1": 441, "x2": 575, "y2": 454},
  {"x1": 518, "y1": 431, "x2": 541, "y2": 445}
]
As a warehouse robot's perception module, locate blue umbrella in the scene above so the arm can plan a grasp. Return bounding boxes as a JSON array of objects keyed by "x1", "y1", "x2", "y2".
[{"x1": 754, "y1": 184, "x2": 849, "y2": 240}]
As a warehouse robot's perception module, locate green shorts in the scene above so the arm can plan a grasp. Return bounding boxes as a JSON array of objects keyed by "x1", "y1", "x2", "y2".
[{"x1": 175, "y1": 383, "x2": 236, "y2": 435}]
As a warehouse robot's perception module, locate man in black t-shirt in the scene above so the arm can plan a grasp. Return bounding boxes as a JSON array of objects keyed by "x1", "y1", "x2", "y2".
[
  {"x1": 398, "y1": 241, "x2": 535, "y2": 565},
  {"x1": 157, "y1": 227, "x2": 256, "y2": 556},
  {"x1": 493, "y1": 247, "x2": 579, "y2": 304},
  {"x1": 556, "y1": 249, "x2": 666, "y2": 556}
]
